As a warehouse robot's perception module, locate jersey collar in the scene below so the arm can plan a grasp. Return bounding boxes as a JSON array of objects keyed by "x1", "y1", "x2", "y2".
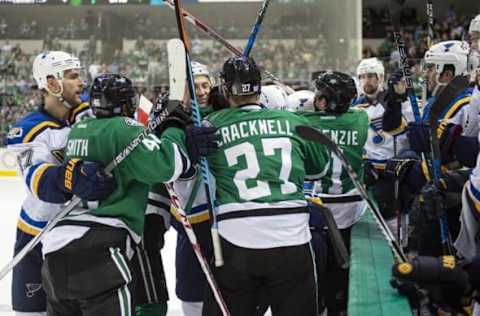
[{"x1": 238, "y1": 103, "x2": 263, "y2": 111}]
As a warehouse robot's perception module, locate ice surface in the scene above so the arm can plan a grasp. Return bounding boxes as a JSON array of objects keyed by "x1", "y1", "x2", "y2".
[{"x1": 0, "y1": 177, "x2": 183, "y2": 315}]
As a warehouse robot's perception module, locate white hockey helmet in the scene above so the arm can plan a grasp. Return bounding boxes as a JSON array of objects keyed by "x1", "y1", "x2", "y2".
[
  {"x1": 356, "y1": 57, "x2": 385, "y2": 79},
  {"x1": 286, "y1": 90, "x2": 315, "y2": 112},
  {"x1": 469, "y1": 14, "x2": 480, "y2": 34},
  {"x1": 33, "y1": 51, "x2": 81, "y2": 90},
  {"x1": 356, "y1": 57, "x2": 385, "y2": 95},
  {"x1": 191, "y1": 61, "x2": 214, "y2": 85},
  {"x1": 260, "y1": 85, "x2": 288, "y2": 110},
  {"x1": 423, "y1": 41, "x2": 470, "y2": 78}
]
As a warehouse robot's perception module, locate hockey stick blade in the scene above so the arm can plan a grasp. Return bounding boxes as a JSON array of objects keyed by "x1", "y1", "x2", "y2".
[
  {"x1": 296, "y1": 125, "x2": 407, "y2": 262},
  {"x1": 168, "y1": 38, "x2": 187, "y2": 102}
]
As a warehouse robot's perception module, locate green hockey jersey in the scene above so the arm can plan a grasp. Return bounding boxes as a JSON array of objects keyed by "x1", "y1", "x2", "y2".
[
  {"x1": 303, "y1": 108, "x2": 369, "y2": 195},
  {"x1": 64, "y1": 116, "x2": 189, "y2": 239},
  {"x1": 205, "y1": 105, "x2": 329, "y2": 248}
]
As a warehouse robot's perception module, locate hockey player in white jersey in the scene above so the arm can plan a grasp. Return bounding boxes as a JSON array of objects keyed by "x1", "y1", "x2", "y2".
[
  {"x1": 6, "y1": 51, "x2": 114, "y2": 316},
  {"x1": 354, "y1": 57, "x2": 415, "y2": 169},
  {"x1": 286, "y1": 90, "x2": 315, "y2": 113},
  {"x1": 352, "y1": 57, "x2": 415, "y2": 234}
]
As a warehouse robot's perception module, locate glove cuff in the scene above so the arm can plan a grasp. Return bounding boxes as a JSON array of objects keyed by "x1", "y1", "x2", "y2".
[{"x1": 59, "y1": 159, "x2": 81, "y2": 193}]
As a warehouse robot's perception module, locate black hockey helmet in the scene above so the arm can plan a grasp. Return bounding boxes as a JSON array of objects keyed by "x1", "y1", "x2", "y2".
[
  {"x1": 220, "y1": 56, "x2": 261, "y2": 98},
  {"x1": 313, "y1": 70, "x2": 357, "y2": 114},
  {"x1": 90, "y1": 73, "x2": 138, "y2": 118}
]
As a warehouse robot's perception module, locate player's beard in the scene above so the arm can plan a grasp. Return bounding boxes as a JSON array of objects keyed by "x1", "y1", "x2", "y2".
[{"x1": 363, "y1": 83, "x2": 377, "y2": 95}]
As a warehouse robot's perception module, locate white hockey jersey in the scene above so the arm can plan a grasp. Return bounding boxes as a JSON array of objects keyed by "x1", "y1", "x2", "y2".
[
  {"x1": 354, "y1": 96, "x2": 415, "y2": 170},
  {"x1": 6, "y1": 103, "x2": 91, "y2": 236},
  {"x1": 463, "y1": 86, "x2": 480, "y2": 137}
]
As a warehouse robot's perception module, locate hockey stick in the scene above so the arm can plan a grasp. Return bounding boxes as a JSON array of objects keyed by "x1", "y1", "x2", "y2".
[
  {"x1": 308, "y1": 198, "x2": 350, "y2": 269},
  {"x1": 426, "y1": 0, "x2": 434, "y2": 49},
  {"x1": 243, "y1": 0, "x2": 271, "y2": 57},
  {"x1": 393, "y1": 32, "x2": 422, "y2": 122},
  {"x1": 172, "y1": 0, "x2": 225, "y2": 269},
  {"x1": 427, "y1": 75, "x2": 470, "y2": 255},
  {"x1": 389, "y1": 2, "x2": 421, "y2": 121},
  {"x1": 164, "y1": 183, "x2": 231, "y2": 315},
  {"x1": 0, "y1": 40, "x2": 186, "y2": 282},
  {"x1": 296, "y1": 125, "x2": 407, "y2": 262},
  {"x1": 162, "y1": 0, "x2": 294, "y2": 94}
]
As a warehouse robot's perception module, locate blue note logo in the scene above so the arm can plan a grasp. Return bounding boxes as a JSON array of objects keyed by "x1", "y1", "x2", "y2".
[
  {"x1": 26, "y1": 283, "x2": 42, "y2": 298},
  {"x1": 443, "y1": 42, "x2": 455, "y2": 52}
]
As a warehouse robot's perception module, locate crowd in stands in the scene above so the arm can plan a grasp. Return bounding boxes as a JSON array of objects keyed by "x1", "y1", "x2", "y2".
[{"x1": 0, "y1": 5, "x2": 475, "y2": 145}]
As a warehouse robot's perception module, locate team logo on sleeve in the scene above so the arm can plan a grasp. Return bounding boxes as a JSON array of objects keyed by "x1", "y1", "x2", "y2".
[{"x1": 7, "y1": 127, "x2": 23, "y2": 139}]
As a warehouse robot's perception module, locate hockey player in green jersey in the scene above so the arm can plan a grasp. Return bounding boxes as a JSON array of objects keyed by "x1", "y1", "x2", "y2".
[
  {"x1": 39, "y1": 74, "x2": 218, "y2": 316},
  {"x1": 201, "y1": 56, "x2": 330, "y2": 316},
  {"x1": 303, "y1": 70, "x2": 368, "y2": 315}
]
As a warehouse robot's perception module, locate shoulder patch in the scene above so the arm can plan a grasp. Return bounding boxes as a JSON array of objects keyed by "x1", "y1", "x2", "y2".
[
  {"x1": 7, "y1": 127, "x2": 23, "y2": 139},
  {"x1": 124, "y1": 117, "x2": 144, "y2": 127}
]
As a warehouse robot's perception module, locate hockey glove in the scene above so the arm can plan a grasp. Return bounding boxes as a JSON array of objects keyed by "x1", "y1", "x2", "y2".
[
  {"x1": 407, "y1": 122, "x2": 431, "y2": 154},
  {"x1": 153, "y1": 93, "x2": 193, "y2": 136},
  {"x1": 419, "y1": 182, "x2": 447, "y2": 221},
  {"x1": 385, "y1": 68, "x2": 407, "y2": 104},
  {"x1": 185, "y1": 126, "x2": 219, "y2": 165},
  {"x1": 384, "y1": 158, "x2": 418, "y2": 183},
  {"x1": 208, "y1": 86, "x2": 230, "y2": 112},
  {"x1": 56, "y1": 159, "x2": 116, "y2": 201},
  {"x1": 392, "y1": 256, "x2": 470, "y2": 295}
]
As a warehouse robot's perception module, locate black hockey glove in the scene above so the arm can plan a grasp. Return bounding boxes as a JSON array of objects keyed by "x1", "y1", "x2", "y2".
[
  {"x1": 185, "y1": 125, "x2": 219, "y2": 165},
  {"x1": 384, "y1": 150, "x2": 419, "y2": 184},
  {"x1": 419, "y1": 182, "x2": 446, "y2": 221},
  {"x1": 208, "y1": 86, "x2": 230, "y2": 112},
  {"x1": 407, "y1": 122, "x2": 431, "y2": 154},
  {"x1": 153, "y1": 93, "x2": 193, "y2": 136},
  {"x1": 385, "y1": 68, "x2": 407, "y2": 104},
  {"x1": 392, "y1": 256, "x2": 470, "y2": 296},
  {"x1": 56, "y1": 159, "x2": 116, "y2": 201}
]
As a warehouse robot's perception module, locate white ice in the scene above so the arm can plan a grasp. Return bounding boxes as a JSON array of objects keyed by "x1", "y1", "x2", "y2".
[{"x1": 0, "y1": 177, "x2": 183, "y2": 315}]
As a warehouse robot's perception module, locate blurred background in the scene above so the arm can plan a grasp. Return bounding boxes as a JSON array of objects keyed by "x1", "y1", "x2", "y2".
[{"x1": 0, "y1": 0, "x2": 478, "y2": 144}]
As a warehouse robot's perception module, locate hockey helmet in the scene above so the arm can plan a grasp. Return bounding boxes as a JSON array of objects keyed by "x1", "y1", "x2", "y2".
[
  {"x1": 260, "y1": 85, "x2": 288, "y2": 110},
  {"x1": 313, "y1": 71, "x2": 357, "y2": 114},
  {"x1": 33, "y1": 51, "x2": 81, "y2": 90},
  {"x1": 423, "y1": 40, "x2": 470, "y2": 82},
  {"x1": 90, "y1": 74, "x2": 138, "y2": 118},
  {"x1": 469, "y1": 14, "x2": 480, "y2": 34},
  {"x1": 286, "y1": 90, "x2": 315, "y2": 112},
  {"x1": 220, "y1": 56, "x2": 261, "y2": 98},
  {"x1": 356, "y1": 57, "x2": 385, "y2": 94},
  {"x1": 356, "y1": 57, "x2": 385, "y2": 80},
  {"x1": 192, "y1": 61, "x2": 215, "y2": 85}
]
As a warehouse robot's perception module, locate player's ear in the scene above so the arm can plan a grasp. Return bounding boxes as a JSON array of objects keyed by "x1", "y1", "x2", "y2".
[{"x1": 46, "y1": 75, "x2": 61, "y2": 94}]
